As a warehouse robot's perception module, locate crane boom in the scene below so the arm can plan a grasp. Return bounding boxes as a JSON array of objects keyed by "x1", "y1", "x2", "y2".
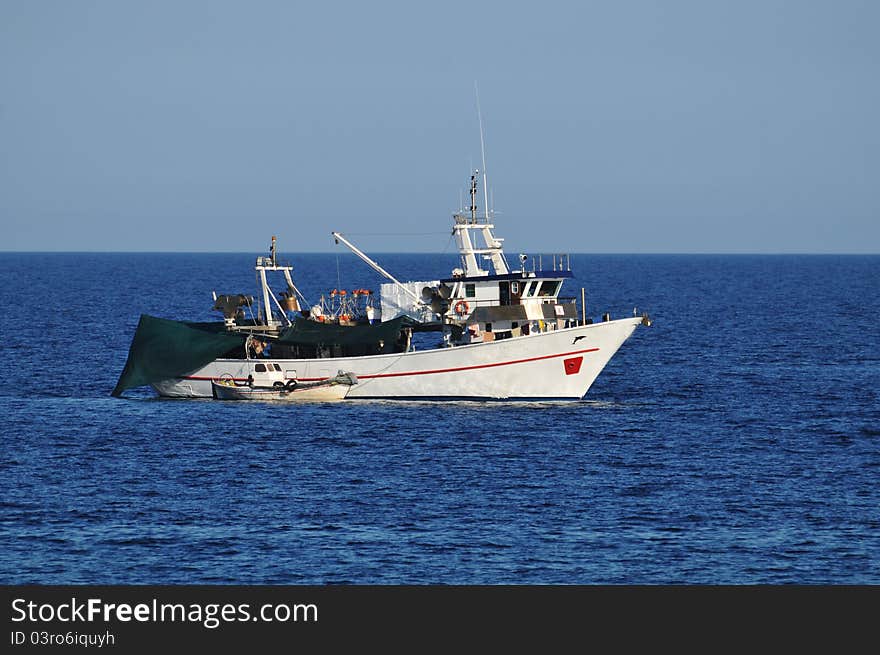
[{"x1": 331, "y1": 232, "x2": 425, "y2": 305}]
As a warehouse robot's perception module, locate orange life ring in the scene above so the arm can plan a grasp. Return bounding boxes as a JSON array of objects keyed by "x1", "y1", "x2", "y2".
[{"x1": 454, "y1": 300, "x2": 470, "y2": 315}]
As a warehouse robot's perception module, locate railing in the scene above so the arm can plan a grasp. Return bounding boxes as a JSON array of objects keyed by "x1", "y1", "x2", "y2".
[
  {"x1": 448, "y1": 296, "x2": 577, "y2": 315},
  {"x1": 518, "y1": 253, "x2": 571, "y2": 273}
]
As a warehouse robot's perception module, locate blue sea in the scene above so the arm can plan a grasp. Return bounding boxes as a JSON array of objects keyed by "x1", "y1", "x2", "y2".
[{"x1": 1, "y1": 253, "x2": 878, "y2": 584}]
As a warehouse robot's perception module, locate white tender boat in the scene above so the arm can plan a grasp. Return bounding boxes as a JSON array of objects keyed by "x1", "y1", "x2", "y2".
[
  {"x1": 211, "y1": 364, "x2": 357, "y2": 402},
  {"x1": 114, "y1": 168, "x2": 651, "y2": 401}
]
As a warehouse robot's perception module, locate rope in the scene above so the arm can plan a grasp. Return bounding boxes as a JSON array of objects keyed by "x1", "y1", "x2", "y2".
[{"x1": 343, "y1": 232, "x2": 449, "y2": 237}]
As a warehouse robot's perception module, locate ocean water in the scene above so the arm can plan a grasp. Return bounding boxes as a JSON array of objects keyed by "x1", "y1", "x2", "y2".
[{"x1": 0, "y1": 252, "x2": 878, "y2": 584}]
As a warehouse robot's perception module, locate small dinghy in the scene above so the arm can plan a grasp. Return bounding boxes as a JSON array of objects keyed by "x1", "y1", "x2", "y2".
[{"x1": 211, "y1": 364, "x2": 357, "y2": 402}]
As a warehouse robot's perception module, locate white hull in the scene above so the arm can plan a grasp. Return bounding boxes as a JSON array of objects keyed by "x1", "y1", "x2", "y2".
[
  {"x1": 211, "y1": 381, "x2": 351, "y2": 402},
  {"x1": 153, "y1": 317, "x2": 642, "y2": 400}
]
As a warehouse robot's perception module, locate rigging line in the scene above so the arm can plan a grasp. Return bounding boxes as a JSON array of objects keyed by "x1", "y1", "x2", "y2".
[
  {"x1": 343, "y1": 232, "x2": 450, "y2": 237},
  {"x1": 335, "y1": 250, "x2": 342, "y2": 295},
  {"x1": 289, "y1": 281, "x2": 309, "y2": 307},
  {"x1": 440, "y1": 231, "x2": 455, "y2": 255}
]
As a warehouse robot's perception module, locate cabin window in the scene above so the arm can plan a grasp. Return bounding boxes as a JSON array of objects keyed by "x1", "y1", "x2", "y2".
[
  {"x1": 512, "y1": 322, "x2": 519, "y2": 329},
  {"x1": 254, "y1": 363, "x2": 267, "y2": 372},
  {"x1": 485, "y1": 323, "x2": 492, "y2": 332},
  {"x1": 273, "y1": 363, "x2": 282, "y2": 372},
  {"x1": 465, "y1": 283, "x2": 476, "y2": 298},
  {"x1": 524, "y1": 282, "x2": 537, "y2": 297},
  {"x1": 538, "y1": 280, "x2": 560, "y2": 296},
  {"x1": 511, "y1": 281, "x2": 520, "y2": 295}
]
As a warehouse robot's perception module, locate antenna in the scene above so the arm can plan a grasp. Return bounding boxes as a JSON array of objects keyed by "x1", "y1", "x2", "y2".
[{"x1": 475, "y1": 81, "x2": 490, "y2": 221}]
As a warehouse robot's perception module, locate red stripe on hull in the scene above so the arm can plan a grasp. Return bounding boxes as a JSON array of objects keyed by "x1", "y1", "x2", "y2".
[{"x1": 181, "y1": 347, "x2": 600, "y2": 383}]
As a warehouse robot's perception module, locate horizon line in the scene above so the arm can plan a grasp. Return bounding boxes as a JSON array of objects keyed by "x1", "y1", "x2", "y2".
[{"x1": 1, "y1": 250, "x2": 878, "y2": 256}]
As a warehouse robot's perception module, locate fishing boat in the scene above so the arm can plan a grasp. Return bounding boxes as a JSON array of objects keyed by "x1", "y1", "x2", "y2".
[
  {"x1": 113, "y1": 171, "x2": 651, "y2": 401},
  {"x1": 211, "y1": 364, "x2": 357, "y2": 402}
]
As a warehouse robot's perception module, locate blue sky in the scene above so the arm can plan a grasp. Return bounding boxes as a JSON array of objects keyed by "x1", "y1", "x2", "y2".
[{"x1": 1, "y1": 0, "x2": 877, "y2": 253}]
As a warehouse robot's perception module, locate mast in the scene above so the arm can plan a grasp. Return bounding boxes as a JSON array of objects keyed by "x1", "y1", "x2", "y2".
[
  {"x1": 259, "y1": 267, "x2": 273, "y2": 326},
  {"x1": 254, "y1": 235, "x2": 296, "y2": 328},
  {"x1": 450, "y1": 86, "x2": 509, "y2": 277},
  {"x1": 452, "y1": 169, "x2": 509, "y2": 277},
  {"x1": 260, "y1": 235, "x2": 278, "y2": 325},
  {"x1": 470, "y1": 171, "x2": 478, "y2": 222}
]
